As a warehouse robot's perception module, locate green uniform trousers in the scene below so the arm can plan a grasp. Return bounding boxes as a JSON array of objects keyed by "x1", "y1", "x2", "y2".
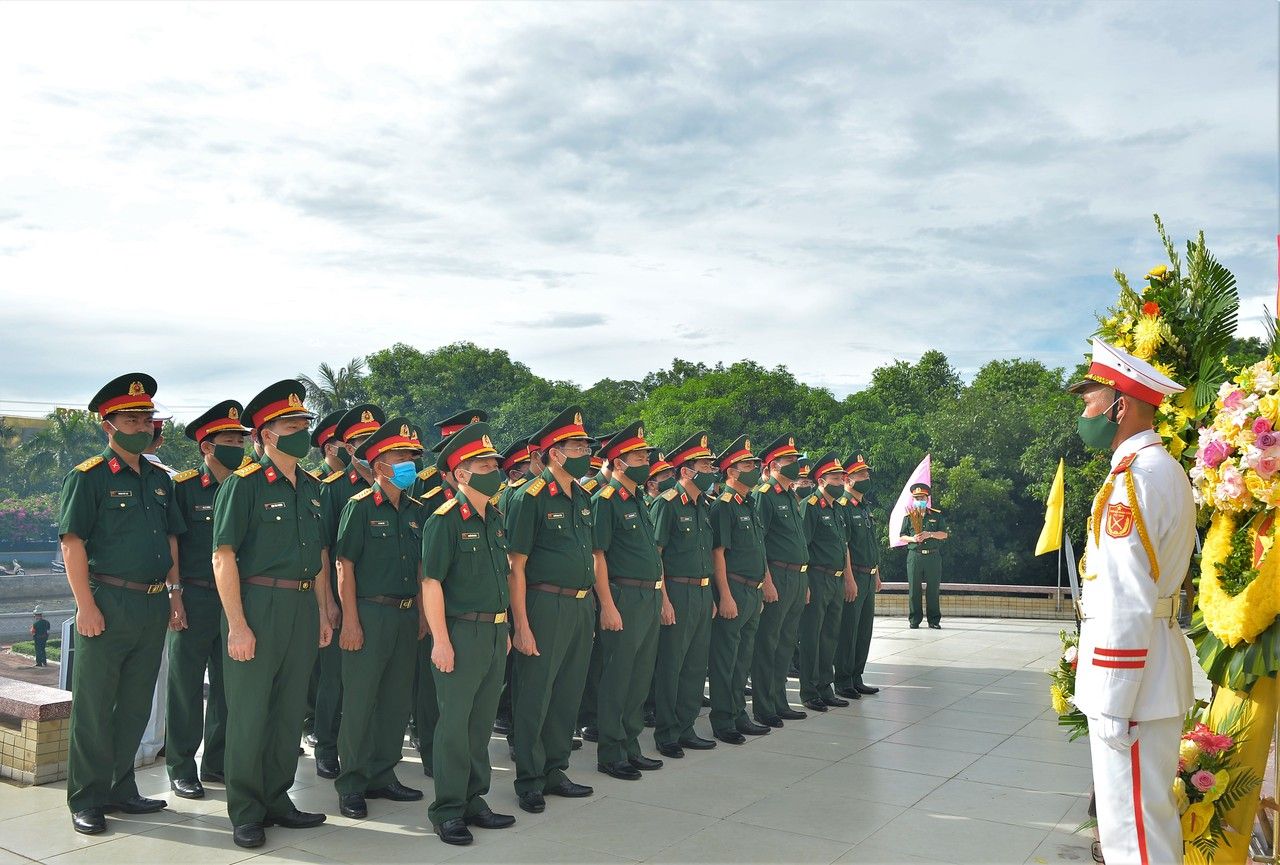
[
  {"x1": 336, "y1": 601, "x2": 417, "y2": 795},
  {"x1": 411, "y1": 634, "x2": 439, "y2": 767},
  {"x1": 312, "y1": 637, "x2": 343, "y2": 762},
  {"x1": 654, "y1": 580, "x2": 713, "y2": 746},
  {"x1": 576, "y1": 611, "x2": 601, "y2": 731},
  {"x1": 221, "y1": 584, "x2": 319, "y2": 826},
  {"x1": 165, "y1": 582, "x2": 226, "y2": 782},
  {"x1": 907, "y1": 551, "x2": 942, "y2": 628},
  {"x1": 303, "y1": 657, "x2": 319, "y2": 736},
  {"x1": 835, "y1": 571, "x2": 875, "y2": 690},
  {"x1": 798, "y1": 571, "x2": 843, "y2": 703},
  {"x1": 512, "y1": 592, "x2": 593, "y2": 795},
  {"x1": 67, "y1": 583, "x2": 169, "y2": 812},
  {"x1": 428, "y1": 619, "x2": 506, "y2": 826},
  {"x1": 749, "y1": 568, "x2": 806, "y2": 720},
  {"x1": 708, "y1": 579, "x2": 762, "y2": 735},
  {"x1": 596, "y1": 584, "x2": 660, "y2": 764}
]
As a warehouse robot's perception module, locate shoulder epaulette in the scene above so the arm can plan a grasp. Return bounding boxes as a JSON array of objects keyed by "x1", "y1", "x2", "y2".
[
  {"x1": 807, "y1": 494, "x2": 819, "y2": 506},
  {"x1": 1112, "y1": 453, "x2": 1138, "y2": 476},
  {"x1": 929, "y1": 507, "x2": 942, "y2": 514},
  {"x1": 755, "y1": 482, "x2": 771, "y2": 494},
  {"x1": 719, "y1": 490, "x2": 734, "y2": 502},
  {"x1": 838, "y1": 496, "x2": 849, "y2": 506},
  {"x1": 581, "y1": 477, "x2": 599, "y2": 493},
  {"x1": 351, "y1": 488, "x2": 373, "y2": 502},
  {"x1": 323, "y1": 470, "x2": 344, "y2": 484},
  {"x1": 599, "y1": 484, "x2": 615, "y2": 499},
  {"x1": 434, "y1": 498, "x2": 459, "y2": 516},
  {"x1": 422, "y1": 485, "x2": 442, "y2": 499},
  {"x1": 404, "y1": 494, "x2": 423, "y2": 508},
  {"x1": 509, "y1": 476, "x2": 528, "y2": 489},
  {"x1": 75, "y1": 455, "x2": 104, "y2": 473},
  {"x1": 660, "y1": 486, "x2": 680, "y2": 501},
  {"x1": 173, "y1": 468, "x2": 200, "y2": 483},
  {"x1": 525, "y1": 478, "x2": 546, "y2": 497},
  {"x1": 418, "y1": 466, "x2": 438, "y2": 481},
  {"x1": 234, "y1": 462, "x2": 263, "y2": 478}
]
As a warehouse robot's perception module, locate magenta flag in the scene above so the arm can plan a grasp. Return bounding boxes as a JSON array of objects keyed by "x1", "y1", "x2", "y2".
[{"x1": 888, "y1": 454, "x2": 931, "y2": 548}]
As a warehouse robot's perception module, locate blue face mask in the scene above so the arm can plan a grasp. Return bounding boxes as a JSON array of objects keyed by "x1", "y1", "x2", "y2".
[{"x1": 387, "y1": 461, "x2": 418, "y2": 490}]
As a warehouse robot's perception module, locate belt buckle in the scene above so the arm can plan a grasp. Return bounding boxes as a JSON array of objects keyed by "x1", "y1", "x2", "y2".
[
  {"x1": 755, "y1": 581, "x2": 764, "y2": 590},
  {"x1": 398, "y1": 598, "x2": 413, "y2": 610},
  {"x1": 653, "y1": 580, "x2": 663, "y2": 589},
  {"x1": 494, "y1": 611, "x2": 508, "y2": 624},
  {"x1": 699, "y1": 578, "x2": 710, "y2": 587},
  {"x1": 575, "y1": 589, "x2": 589, "y2": 599},
  {"x1": 298, "y1": 580, "x2": 313, "y2": 591},
  {"x1": 834, "y1": 570, "x2": 843, "y2": 578},
  {"x1": 799, "y1": 564, "x2": 808, "y2": 573},
  {"x1": 146, "y1": 582, "x2": 166, "y2": 594}
]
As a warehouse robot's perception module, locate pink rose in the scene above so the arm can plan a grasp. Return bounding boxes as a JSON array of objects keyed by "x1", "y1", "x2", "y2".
[
  {"x1": 1255, "y1": 417, "x2": 1274, "y2": 436},
  {"x1": 1201, "y1": 439, "x2": 1230, "y2": 469},
  {"x1": 1260, "y1": 457, "x2": 1279, "y2": 478},
  {"x1": 1224, "y1": 390, "x2": 1245, "y2": 410},
  {"x1": 1259, "y1": 432, "x2": 1278, "y2": 449},
  {"x1": 1190, "y1": 770, "x2": 1216, "y2": 792}
]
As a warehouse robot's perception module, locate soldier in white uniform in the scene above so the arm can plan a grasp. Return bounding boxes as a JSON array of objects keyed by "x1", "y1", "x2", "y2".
[{"x1": 1069, "y1": 338, "x2": 1195, "y2": 865}]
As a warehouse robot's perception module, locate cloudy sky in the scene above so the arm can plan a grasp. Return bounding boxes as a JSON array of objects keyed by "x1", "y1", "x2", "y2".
[{"x1": 1, "y1": 1, "x2": 1276, "y2": 421}]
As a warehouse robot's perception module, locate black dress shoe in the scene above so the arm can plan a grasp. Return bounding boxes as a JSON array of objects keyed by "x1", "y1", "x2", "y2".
[
  {"x1": 338, "y1": 793, "x2": 367, "y2": 819},
  {"x1": 315, "y1": 756, "x2": 340, "y2": 779},
  {"x1": 822, "y1": 695, "x2": 850, "y2": 708},
  {"x1": 571, "y1": 737, "x2": 583, "y2": 751},
  {"x1": 854, "y1": 683, "x2": 880, "y2": 695},
  {"x1": 629, "y1": 754, "x2": 663, "y2": 771},
  {"x1": 834, "y1": 687, "x2": 863, "y2": 700},
  {"x1": 580, "y1": 725, "x2": 599, "y2": 742},
  {"x1": 71, "y1": 808, "x2": 105, "y2": 835},
  {"x1": 267, "y1": 808, "x2": 326, "y2": 829},
  {"x1": 437, "y1": 818, "x2": 473, "y2": 845},
  {"x1": 545, "y1": 780, "x2": 593, "y2": 797},
  {"x1": 909, "y1": 624, "x2": 920, "y2": 629},
  {"x1": 929, "y1": 623, "x2": 942, "y2": 629},
  {"x1": 801, "y1": 699, "x2": 829, "y2": 713},
  {"x1": 518, "y1": 791, "x2": 545, "y2": 813},
  {"x1": 493, "y1": 716, "x2": 512, "y2": 735},
  {"x1": 642, "y1": 709, "x2": 656, "y2": 728},
  {"x1": 598, "y1": 760, "x2": 642, "y2": 780},
  {"x1": 778, "y1": 708, "x2": 808, "y2": 721},
  {"x1": 715, "y1": 730, "x2": 746, "y2": 745},
  {"x1": 366, "y1": 781, "x2": 422, "y2": 801},
  {"x1": 109, "y1": 795, "x2": 167, "y2": 814},
  {"x1": 171, "y1": 778, "x2": 205, "y2": 799},
  {"x1": 754, "y1": 715, "x2": 783, "y2": 729},
  {"x1": 656, "y1": 741, "x2": 685, "y2": 759},
  {"x1": 737, "y1": 720, "x2": 771, "y2": 736},
  {"x1": 303, "y1": 733, "x2": 319, "y2": 748},
  {"x1": 232, "y1": 822, "x2": 265, "y2": 848},
  {"x1": 199, "y1": 770, "x2": 225, "y2": 783},
  {"x1": 464, "y1": 808, "x2": 515, "y2": 829},
  {"x1": 678, "y1": 735, "x2": 716, "y2": 750}
]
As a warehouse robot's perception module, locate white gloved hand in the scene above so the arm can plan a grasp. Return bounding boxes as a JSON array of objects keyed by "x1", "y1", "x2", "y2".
[{"x1": 1095, "y1": 714, "x2": 1134, "y2": 752}]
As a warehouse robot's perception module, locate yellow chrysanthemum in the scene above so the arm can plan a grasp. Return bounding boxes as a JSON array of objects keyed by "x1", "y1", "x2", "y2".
[
  {"x1": 1200, "y1": 511, "x2": 1280, "y2": 646},
  {"x1": 1049, "y1": 684, "x2": 1070, "y2": 716},
  {"x1": 1153, "y1": 361, "x2": 1178, "y2": 380},
  {"x1": 1147, "y1": 264, "x2": 1169, "y2": 280},
  {"x1": 1133, "y1": 315, "x2": 1164, "y2": 361}
]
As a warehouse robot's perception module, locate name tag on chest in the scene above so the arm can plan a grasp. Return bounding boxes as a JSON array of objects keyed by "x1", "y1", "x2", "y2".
[
  {"x1": 461, "y1": 531, "x2": 480, "y2": 541},
  {"x1": 369, "y1": 520, "x2": 389, "y2": 527},
  {"x1": 264, "y1": 502, "x2": 286, "y2": 510},
  {"x1": 109, "y1": 490, "x2": 132, "y2": 498}
]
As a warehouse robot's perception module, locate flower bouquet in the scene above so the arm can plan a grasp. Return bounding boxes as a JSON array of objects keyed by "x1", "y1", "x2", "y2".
[
  {"x1": 1175, "y1": 703, "x2": 1261, "y2": 864},
  {"x1": 1048, "y1": 630, "x2": 1088, "y2": 740}
]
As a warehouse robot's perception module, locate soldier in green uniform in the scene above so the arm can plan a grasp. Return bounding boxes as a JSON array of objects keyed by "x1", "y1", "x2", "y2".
[
  {"x1": 750, "y1": 434, "x2": 810, "y2": 728},
  {"x1": 165, "y1": 400, "x2": 250, "y2": 800},
  {"x1": 214, "y1": 379, "x2": 332, "y2": 849},
  {"x1": 901, "y1": 482, "x2": 949, "y2": 629},
  {"x1": 421, "y1": 422, "x2": 516, "y2": 845},
  {"x1": 644, "y1": 451, "x2": 676, "y2": 505},
  {"x1": 30, "y1": 607, "x2": 51, "y2": 666},
  {"x1": 312, "y1": 403, "x2": 384, "y2": 778},
  {"x1": 651, "y1": 432, "x2": 718, "y2": 758},
  {"x1": 591, "y1": 422, "x2": 665, "y2": 780},
  {"x1": 797, "y1": 453, "x2": 856, "y2": 712},
  {"x1": 333, "y1": 419, "x2": 427, "y2": 819},
  {"x1": 492, "y1": 436, "x2": 536, "y2": 739},
  {"x1": 707, "y1": 436, "x2": 771, "y2": 744},
  {"x1": 506, "y1": 407, "x2": 598, "y2": 813},
  {"x1": 835, "y1": 454, "x2": 880, "y2": 698},
  {"x1": 576, "y1": 432, "x2": 616, "y2": 742},
  {"x1": 58, "y1": 373, "x2": 185, "y2": 835}
]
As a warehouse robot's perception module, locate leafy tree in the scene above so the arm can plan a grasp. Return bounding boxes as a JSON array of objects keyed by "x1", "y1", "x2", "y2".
[
  {"x1": 19, "y1": 409, "x2": 104, "y2": 493},
  {"x1": 298, "y1": 356, "x2": 368, "y2": 416}
]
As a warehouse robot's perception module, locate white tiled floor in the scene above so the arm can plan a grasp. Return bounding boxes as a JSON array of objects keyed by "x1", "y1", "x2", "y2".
[{"x1": 0, "y1": 617, "x2": 1161, "y2": 864}]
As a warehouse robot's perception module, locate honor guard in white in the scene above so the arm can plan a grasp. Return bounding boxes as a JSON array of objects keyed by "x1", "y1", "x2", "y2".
[{"x1": 1069, "y1": 338, "x2": 1196, "y2": 865}]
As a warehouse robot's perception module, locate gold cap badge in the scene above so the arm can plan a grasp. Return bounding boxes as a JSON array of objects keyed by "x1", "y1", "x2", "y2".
[
  {"x1": 400, "y1": 424, "x2": 411, "y2": 437},
  {"x1": 287, "y1": 393, "x2": 302, "y2": 407},
  {"x1": 228, "y1": 406, "x2": 239, "y2": 419},
  {"x1": 128, "y1": 381, "x2": 145, "y2": 396},
  {"x1": 482, "y1": 434, "x2": 493, "y2": 448},
  {"x1": 573, "y1": 411, "x2": 583, "y2": 426},
  {"x1": 700, "y1": 434, "x2": 708, "y2": 447},
  {"x1": 360, "y1": 410, "x2": 373, "y2": 423}
]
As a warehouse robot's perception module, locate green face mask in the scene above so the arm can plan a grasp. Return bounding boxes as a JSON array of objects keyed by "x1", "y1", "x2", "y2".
[
  {"x1": 467, "y1": 468, "x2": 502, "y2": 497},
  {"x1": 688, "y1": 470, "x2": 716, "y2": 493},
  {"x1": 736, "y1": 467, "x2": 762, "y2": 487},
  {"x1": 851, "y1": 478, "x2": 871, "y2": 493},
  {"x1": 657, "y1": 476, "x2": 679, "y2": 493},
  {"x1": 109, "y1": 425, "x2": 152, "y2": 455},
  {"x1": 270, "y1": 428, "x2": 312, "y2": 459},
  {"x1": 1077, "y1": 412, "x2": 1119, "y2": 451},
  {"x1": 212, "y1": 443, "x2": 245, "y2": 471},
  {"x1": 623, "y1": 465, "x2": 651, "y2": 486},
  {"x1": 561, "y1": 454, "x2": 591, "y2": 478},
  {"x1": 336, "y1": 447, "x2": 352, "y2": 466},
  {"x1": 778, "y1": 461, "x2": 802, "y2": 481},
  {"x1": 824, "y1": 484, "x2": 844, "y2": 500}
]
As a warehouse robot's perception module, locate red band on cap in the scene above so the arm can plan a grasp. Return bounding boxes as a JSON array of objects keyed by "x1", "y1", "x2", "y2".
[
  {"x1": 98, "y1": 393, "x2": 155, "y2": 415},
  {"x1": 606, "y1": 434, "x2": 649, "y2": 461},
  {"x1": 253, "y1": 397, "x2": 306, "y2": 429},
  {"x1": 813, "y1": 458, "x2": 843, "y2": 478},
  {"x1": 502, "y1": 445, "x2": 532, "y2": 472},
  {"x1": 315, "y1": 424, "x2": 339, "y2": 447},
  {"x1": 194, "y1": 418, "x2": 245, "y2": 442},
  {"x1": 344, "y1": 420, "x2": 381, "y2": 441},
  {"x1": 1086, "y1": 361, "x2": 1163, "y2": 405},
  {"x1": 365, "y1": 435, "x2": 422, "y2": 462},
  {"x1": 539, "y1": 422, "x2": 589, "y2": 452},
  {"x1": 446, "y1": 441, "x2": 499, "y2": 471},
  {"x1": 718, "y1": 448, "x2": 753, "y2": 470}
]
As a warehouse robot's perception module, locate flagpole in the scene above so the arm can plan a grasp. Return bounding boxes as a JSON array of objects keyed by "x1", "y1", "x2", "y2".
[{"x1": 1056, "y1": 536, "x2": 1064, "y2": 612}]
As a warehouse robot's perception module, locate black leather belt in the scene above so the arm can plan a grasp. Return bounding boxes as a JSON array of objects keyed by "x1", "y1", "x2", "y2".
[
  {"x1": 612, "y1": 577, "x2": 664, "y2": 589},
  {"x1": 245, "y1": 576, "x2": 314, "y2": 591},
  {"x1": 90, "y1": 573, "x2": 166, "y2": 594},
  {"x1": 363, "y1": 595, "x2": 415, "y2": 610},
  {"x1": 727, "y1": 573, "x2": 764, "y2": 590},
  {"x1": 450, "y1": 611, "x2": 509, "y2": 623},
  {"x1": 808, "y1": 565, "x2": 844, "y2": 578},
  {"x1": 182, "y1": 577, "x2": 216, "y2": 590},
  {"x1": 666, "y1": 576, "x2": 711, "y2": 587},
  {"x1": 768, "y1": 560, "x2": 808, "y2": 574},
  {"x1": 528, "y1": 583, "x2": 591, "y2": 599}
]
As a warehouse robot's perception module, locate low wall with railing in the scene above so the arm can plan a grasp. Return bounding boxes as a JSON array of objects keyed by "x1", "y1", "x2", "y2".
[{"x1": 874, "y1": 581, "x2": 1074, "y2": 620}]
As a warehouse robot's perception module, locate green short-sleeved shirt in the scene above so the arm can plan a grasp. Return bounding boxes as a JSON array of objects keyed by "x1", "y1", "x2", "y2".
[
  {"x1": 753, "y1": 482, "x2": 808, "y2": 567},
  {"x1": 652, "y1": 486, "x2": 714, "y2": 578},
  {"x1": 211, "y1": 456, "x2": 324, "y2": 582},
  {"x1": 506, "y1": 469, "x2": 595, "y2": 589},
  {"x1": 321, "y1": 467, "x2": 370, "y2": 547},
  {"x1": 711, "y1": 487, "x2": 767, "y2": 579},
  {"x1": 421, "y1": 497, "x2": 510, "y2": 614},
  {"x1": 58, "y1": 449, "x2": 185, "y2": 582},
  {"x1": 900, "y1": 508, "x2": 948, "y2": 553},
  {"x1": 842, "y1": 496, "x2": 880, "y2": 568},
  {"x1": 335, "y1": 482, "x2": 424, "y2": 598},
  {"x1": 592, "y1": 480, "x2": 662, "y2": 582},
  {"x1": 173, "y1": 466, "x2": 220, "y2": 581},
  {"x1": 32, "y1": 619, "x2": 50, "y2": 640},
  {"x1": 803, "y1": 493, "x2": 848, "y2": 570}
]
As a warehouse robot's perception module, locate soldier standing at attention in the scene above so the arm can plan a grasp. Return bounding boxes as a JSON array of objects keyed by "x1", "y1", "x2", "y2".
[
  {"x1": 506, "y1": 407, "x2": 598, "y2": 813},
  {"x1": 59, "y1": 373, "x2": 185, "y2": 835},
  {"x1": 834, "y1": 454, "x2": 880, "y2": 699},
  {"x1": 166, "y1": 400, "x2": 250, "y2": 800},
  {"x1": 214, "y1": 379, "x2": 332, "y2": 849},
  {"x1": 899, "y1": 483, "x2": 948, "y2": 629},
  {"x1": 797, "y1": 453, "x2": 855, "y2": 713},
  {"x1": 30, "y1": 606, "x2": 50, "y2": 667},
  {"x1": 644, "y1": 452, "x2": 676, "y2": 505},
  {"x1": 333, "y1": 419, "x2": 427, "y2": 819},
  {"x1": 493, "y1": 435, "x2": 536, "y2": 739},
  {"x1": 592, "y1": 422, "x2": 665, "y2": 780},
  {"x1": 577, "y1": 430, "x2": 617, "y2": 741},
  {"x1": 750, "y1": 434, "x2": 810, "y2": 729},
  {"x1": 421, "y1": 422, "x2": 516, "y2": 845},
  {"x1": 651, "y1": 432, "x2": 719, "y2": 758},
  {"x1": 304, "y1": 409, "x2": 349, "y2": 740}
]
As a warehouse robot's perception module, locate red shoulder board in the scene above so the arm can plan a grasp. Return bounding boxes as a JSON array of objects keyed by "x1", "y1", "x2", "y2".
[
  {"x1": 108, "y1": 457, "x2": 122, "y2": 474},
  {"x1": 773, "y1": 483, "x2": 783, "y2": 494},
  {"x1": 619, "y1": 487, "x2": 630, "y2": 501},
  {"x1": 459, "y1": 502, "x2": 472, "y2": 520},
  {"x1": 734, "y1": 493, "x2": 744, "y2": 505},
  {"x1": 1111, "y1": 454, "x2": 1138, "y2": 476},
  {"x1": 373, "y1": 488, "x2": 384, "y2": 506},
  {"x1": 264, "y1": 466, "x2": 279, "y2": 484},
  {"x1": 1105, "y1": 502, "x2": 1134, "y2": 538},
  {"x1": 349, "y1": 470, "x2": 359, "y2": 484},
  {"x1": 548, "y1": 481, "x2": 559, "y2": 497},
  {"x1": 200, "y1": 473, "x2": 211, "y2": 488}
]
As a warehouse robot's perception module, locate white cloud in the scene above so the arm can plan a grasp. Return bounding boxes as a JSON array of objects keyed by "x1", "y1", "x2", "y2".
[{"x1": 0, "y1": 0, "x2": 1275, "y2": 418}]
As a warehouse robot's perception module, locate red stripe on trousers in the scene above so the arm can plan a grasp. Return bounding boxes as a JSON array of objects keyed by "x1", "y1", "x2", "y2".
[
  {"x1": 1093, "y1": 659, "x2": 1146, "y2": 669},
  {"x1": 1094, "y1": 648, "x2": 1148, "y2": 657},
  {"x1": 1130, "y1": 726, "x2": 1149, "y2": 865}
]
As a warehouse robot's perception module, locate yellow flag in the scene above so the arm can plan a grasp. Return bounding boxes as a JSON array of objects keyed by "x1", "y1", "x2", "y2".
[{"x1": 1035, "y1": 458, "x2": 1065, "y2": 556}]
